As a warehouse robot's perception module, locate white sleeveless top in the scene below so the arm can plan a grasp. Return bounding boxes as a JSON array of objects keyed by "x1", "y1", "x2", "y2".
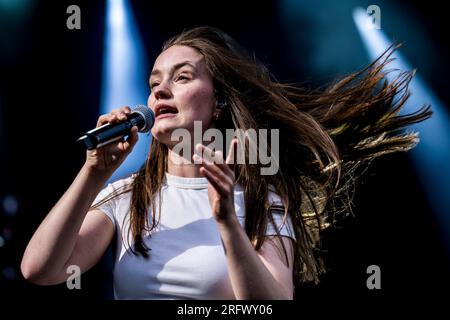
[{"x1": 94, "y1": 172, "x2": 296, "y2": 300}]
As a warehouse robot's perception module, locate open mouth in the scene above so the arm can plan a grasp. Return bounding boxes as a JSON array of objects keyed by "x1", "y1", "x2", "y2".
[{"x1": 155, "y1": 104, "x2": 179, "y2": 119}]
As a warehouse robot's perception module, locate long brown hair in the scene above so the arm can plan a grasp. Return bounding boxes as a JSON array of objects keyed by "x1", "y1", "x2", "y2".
[{"x1": 93, "y1": 26, "x2": 431, "y2": 288}]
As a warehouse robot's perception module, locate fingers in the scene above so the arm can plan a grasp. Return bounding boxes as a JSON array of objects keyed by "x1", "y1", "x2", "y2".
[
  {"x1": 193, "y1": 143, "x2": 236, "y2": 197},
  {"x1": 122, "y1": 126, "x2": 139, "y2": 152},
  {"x1": 199, "y1": 166, "x2": 230, "y2": 197},
  {"x1": 94, "y1": 106, "x2": 138, "y2": 153},
  {"x1": 195, "y1": 153, "x2": 234, "y2": 187},
  {"x1": 96, "y1": 106, "x2": 131, "y2": 128},
  {"x1": 194, "y1": 153, "x2": 232, "y2": 197},
  {"x1": 225, "y1": 138, "x2": 237, "y2": 168},
  {"x1": 195, "y1": 143, "x2": 234, "y2": 177}
]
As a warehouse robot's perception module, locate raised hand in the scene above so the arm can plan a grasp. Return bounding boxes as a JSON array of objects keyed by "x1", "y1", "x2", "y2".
[
  {"x1": 193, "y1": 139, "x2": 238, "y2": 223},
  {"x1": 85, "y1": 106, "x2": 139, "y2": 176}
]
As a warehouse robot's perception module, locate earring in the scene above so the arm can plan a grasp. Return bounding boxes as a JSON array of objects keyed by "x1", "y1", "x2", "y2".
[{"x1": 214, "y1": 112, "x2": 220, "y2": 121}]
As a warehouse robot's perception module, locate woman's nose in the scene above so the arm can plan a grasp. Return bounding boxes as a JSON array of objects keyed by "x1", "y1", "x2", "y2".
[{"x1": 153, "y1": 83, "x2": 172, "y2": 100}]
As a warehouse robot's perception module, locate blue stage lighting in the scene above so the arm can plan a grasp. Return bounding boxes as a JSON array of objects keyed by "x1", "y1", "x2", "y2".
[
  {"x1": 100, "y1": 0, "x2": 151, "y2": 181},
  {"x1": 354, "y1": 7, "x2": 450, "y2": 248}
]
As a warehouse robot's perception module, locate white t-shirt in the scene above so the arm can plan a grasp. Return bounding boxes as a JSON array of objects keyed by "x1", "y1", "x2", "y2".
[{"x1": 94, "y1": 172, "x2": 296, "y2": 300}]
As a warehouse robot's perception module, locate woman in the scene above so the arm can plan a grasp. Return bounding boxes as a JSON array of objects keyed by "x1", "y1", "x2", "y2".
[{"x1": 20, "y1": 26, "x2": 431, "y2": 299}]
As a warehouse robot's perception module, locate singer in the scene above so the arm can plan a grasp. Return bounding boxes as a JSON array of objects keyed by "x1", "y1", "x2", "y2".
[{"x1": 20, "y1": 27, "x2": 431, "y2": 299}]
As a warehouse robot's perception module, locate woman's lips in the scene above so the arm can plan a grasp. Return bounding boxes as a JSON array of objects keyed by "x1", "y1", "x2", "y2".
[{"x1": 155, "y1": 113, "x2": 177, "y2": 120}]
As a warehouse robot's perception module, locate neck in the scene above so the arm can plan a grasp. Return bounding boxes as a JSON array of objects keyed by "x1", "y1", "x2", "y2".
[{"x1": 167, "y1": 148, "x2": 203, "y2": 178}]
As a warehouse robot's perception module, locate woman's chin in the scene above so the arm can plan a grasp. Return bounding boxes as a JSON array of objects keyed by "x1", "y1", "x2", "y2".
[
  {"x1": 152, "y1": 123, "x2": 176, "y2": 135},
  {"x1": 152, "y1": 128, "x2": 181, "y2": 146}
]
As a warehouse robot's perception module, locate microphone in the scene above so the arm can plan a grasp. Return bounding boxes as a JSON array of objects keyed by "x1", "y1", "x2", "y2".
[{"x1": 77, "y1": 105, "x2": 154, "y2": 150}]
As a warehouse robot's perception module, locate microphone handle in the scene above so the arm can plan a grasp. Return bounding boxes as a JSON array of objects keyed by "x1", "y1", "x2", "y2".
[
  {"x1": 94, "y1": 121, "x2": 133, "y2": 148},
  {"x1": 78, "y1": 116, "x2": 143, "y2": 150}
]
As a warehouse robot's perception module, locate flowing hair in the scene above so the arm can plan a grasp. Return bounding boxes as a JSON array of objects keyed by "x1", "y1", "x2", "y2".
[{"x1": 92, "y1": 26, "x2": 431, "y2": 288}]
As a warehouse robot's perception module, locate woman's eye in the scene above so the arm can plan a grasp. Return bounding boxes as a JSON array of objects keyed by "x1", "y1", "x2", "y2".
[
  {"x1": 176, "y1": 74, "x2": 189, "y2": 81},
  {"x1": 151, "y1": 82, "x2": 159, "y2": 89}
]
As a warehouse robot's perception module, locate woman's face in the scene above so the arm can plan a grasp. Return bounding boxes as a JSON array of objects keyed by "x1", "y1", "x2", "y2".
[{"x1": 148, "y1": 45, "x2": 216, "y2": 147}]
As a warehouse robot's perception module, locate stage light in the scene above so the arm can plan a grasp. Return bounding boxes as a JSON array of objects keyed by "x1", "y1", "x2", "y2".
[
  {"x1": 0, "y1": 0, "x2": 33, "y2": 15},
  {"x1": 353, "y1": 7, "x2": 450, "y2": 248},
  {"x1": 101, "y1": 0, "x2": 150, "y2": 181}
]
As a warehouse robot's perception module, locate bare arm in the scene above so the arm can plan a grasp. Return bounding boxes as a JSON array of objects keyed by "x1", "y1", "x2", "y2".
[
  {"x1": 21, "y1": 106, "x2": 138, "y2": 285},
  {"x1": 218, "y1": 220, "x2": 295, "y2": 300},
  {"x1": 194, "y1": 141, "x2": 295, "y2": 299},
  {"x1": 21, "y1": 165, "x2": 114, "y2": 285}
]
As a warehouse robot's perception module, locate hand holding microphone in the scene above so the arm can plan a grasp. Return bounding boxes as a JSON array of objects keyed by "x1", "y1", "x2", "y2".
[
  {"x1": 78, "y1": 105, "x2": 154, "y2": 150},
  {"x1": 79, "y1": 105, "x2": 154, "y2": 175}
]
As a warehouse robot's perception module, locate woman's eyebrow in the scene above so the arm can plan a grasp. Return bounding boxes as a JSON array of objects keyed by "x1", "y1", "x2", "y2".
[{"x1": 150, "y1": 61, "x2": 196, "y2": 78}]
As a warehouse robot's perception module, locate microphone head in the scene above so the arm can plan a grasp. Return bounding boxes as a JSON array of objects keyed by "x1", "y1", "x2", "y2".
[{"x1": 131, "y1": 105, "x2": 155, "y2": 133}]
